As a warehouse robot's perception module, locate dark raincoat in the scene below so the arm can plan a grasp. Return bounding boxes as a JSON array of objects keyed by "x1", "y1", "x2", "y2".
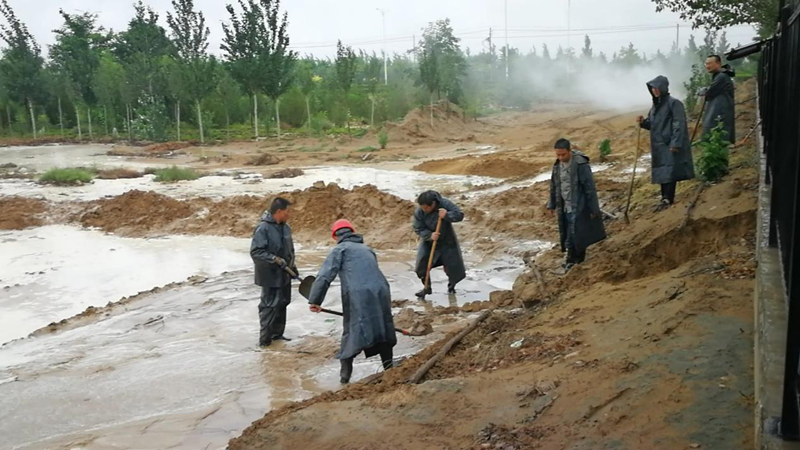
[
  {"x1": 701, "y1": 66, "x2": 736, "y2": 143},
  {"x1": 412, "y1": 193, "x2": 466, "y2": 286},
  {"x1": 308, "y1": 231, "x2": 397, "y2": 360},
  {"x1": 250, "y1": 211, "x2": 296, "y2": 289},
  {"x1": 546, "y1": 151, "x2": 607, "y2": 254},
  {"x1": 640, "y1": 75, "x2": 696, "y2": 185}
]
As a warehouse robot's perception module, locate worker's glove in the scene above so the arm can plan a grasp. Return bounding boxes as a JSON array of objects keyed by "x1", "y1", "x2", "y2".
[{"x1": 274, "y1": 257, "x2": 287, "y2": 268}]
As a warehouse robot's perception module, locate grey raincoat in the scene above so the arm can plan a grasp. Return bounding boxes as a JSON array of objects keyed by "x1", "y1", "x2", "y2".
[
  {"x1": 412, "y1": 193, "x2": 467, "y2": 286},
  {"x1": 250, "y1": 211, "x2": 296, "y2": 289},
  {"x1": 701, "y1": 66, "x2": 736, "y2": 143},
  {"x1": 308, "y1": 231, "x2": 397, "y2": 360},
  {"x1": 546, "y1": 151, "x2": 607, "y2": 254},
  {"x1": 640, "y1": 75, "x2": 696, "y2": 185}
]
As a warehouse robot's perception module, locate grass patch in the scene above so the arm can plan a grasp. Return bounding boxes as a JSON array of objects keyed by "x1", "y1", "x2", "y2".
[
  {"x1": 358, "y1": 146, "x2": 379, "y2": 153},
  {"x1": 153, "y1": 166, "x2": 200, "y2": 182},
  {"x1": 39, "y1": 167, "x2": 94, "y2": 185}
]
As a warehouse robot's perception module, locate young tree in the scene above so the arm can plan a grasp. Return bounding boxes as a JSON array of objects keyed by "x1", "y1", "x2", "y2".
[
  {"x1": 214, "y1": 65, "x2": 241, "y2": 141},
  {"x1": 43, "y1": 65, "x2": 72, "y2": 139},
  {"x1": 93, "y1": 52, "x2": 125, "y2": 137},
  {"x1": 222, "y1": 0, "x2": 294, "y2": 140},
  {"x1": 335, "y1": 40, "x2": 357, "y2": 129},
  {"x1": 418, "y1": 19, "x2": 466, "y2": 128},
  {"x1": 361, "y1": 52, "x2": 382, "y2": 126},
  {"x1": 162, "y1": 56, "x2": 187, "y2": 140},
  {"x1": 50, "y1": 10, "x2": 108, "y2": 140},
  {"x1": 167, "y1": 0, "x2": 218, "y2": 144},
  {"x1": 296, "y1": 59, "x2": 319, "y2": 130},
  {"x1": 541, "y1": 44, "x2": 551, "y2": 61},
  {"x1": 0, "y1": 0, "x2": 44, "y2": 138},
  {"x1": 581, "y1": 35, "x2": 593, "y2": 60}
]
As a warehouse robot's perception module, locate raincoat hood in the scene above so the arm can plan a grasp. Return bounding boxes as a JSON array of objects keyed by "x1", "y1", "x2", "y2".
[
  {"x1": 335, "y1": 229, "x2": 364, "y2": 244},
  {"x1": 646, "y1": 75, "x2": 670, "y2": 105},
  {"x1": 260, "y1": 211, "x2": 276, "y2": 223},
  {"x1": 720, "y1": 64, "x2": 736, "y2": 78}
]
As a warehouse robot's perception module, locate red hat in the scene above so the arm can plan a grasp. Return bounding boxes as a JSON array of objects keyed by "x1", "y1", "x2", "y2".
[{"x1": 331, "y1": 219, "x2": 355, "y2": 239}]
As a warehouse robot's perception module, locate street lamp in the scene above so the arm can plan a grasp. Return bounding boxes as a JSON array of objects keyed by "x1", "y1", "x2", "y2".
[{"x1": 376, "y1": 8, "x2": 388, "y2": 85}]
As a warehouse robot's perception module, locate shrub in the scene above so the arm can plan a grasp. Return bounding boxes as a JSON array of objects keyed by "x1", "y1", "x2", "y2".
[
  {"x1": 696, "y1": 121, "x2": 730, "y2": 183},
  {"x1": 599, "y1": 139, "x2": 612, "y2": 162},
  {"x1": 378, "y1": 128, "x2": 389, "y2": 149},
  {"x1": 153, "y1": 166, "x2": 200, "y2": 182},
  {"x1": 39, "y1": 168, "x2": 95, "y2": 185}
]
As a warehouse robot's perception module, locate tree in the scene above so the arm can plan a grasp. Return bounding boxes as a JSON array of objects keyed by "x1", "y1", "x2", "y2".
[
  {"x1": 615, "y1": 43, "x2": 643, "y2": 67},
  {"x1": 296, "y1": 59, "x2": 319, "y2": 129},
  {"x1": 716, "y1": 31, "x2": 730, "y2": 59},
  {"x1": 162, "y1": 56, "x2": 187, "y2": 140},
  {"x1": 93, "y1": 52, "x2": 124, "y2": 136},
  {"x1": 214, "y1": 65, "x2": 241, "y2": 141},
  {"x1": 335, "y1": 40, "x2": 357, "y2": 129},
  {"x1": 0, "y1": 0, "x2": 44, "y2": 138},
  {"x1": 167, "y1": 0, "x2": 217, "y2": 144},
  {"x1": 651, "y1": 0, "x2": 780, "y2": 37},
  {"x1": 581, "y1": 35, "x2": 593, "y2": 60},
  {"x1": 42, "y1": 65, "x2": 72, "y2": 139},
  {"x1": 541, "y1": 44, "x2": 551, "y2": 61},
  {"x1": 361, "y1": 52, "x2": 382, "y2": 127},
  {"x1": 222, "y1": 0, "x2": 294, "y2": 140},
  {"x1": 418, "y1": 19, "x2": 466, "y2": 127},
  {"x1": 50, "y1": 10, "x2": 108, "y2": 139}
]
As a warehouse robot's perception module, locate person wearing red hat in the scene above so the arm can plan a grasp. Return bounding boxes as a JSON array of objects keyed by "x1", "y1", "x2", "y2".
[{"x1": 308, "y1": 219, "x2": 397, "y2": 384}]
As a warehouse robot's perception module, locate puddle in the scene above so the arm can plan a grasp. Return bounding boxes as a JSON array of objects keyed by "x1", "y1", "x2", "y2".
[{"x1": 0, "y1": 166, "x2": 500, "y2": 202}]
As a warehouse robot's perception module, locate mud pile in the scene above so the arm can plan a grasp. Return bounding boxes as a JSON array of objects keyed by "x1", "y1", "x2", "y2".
[
  {"x1": 386, "y1": 100, "x2": 483, "y2": 143},
  {"x1": 80, "y1": 190, "x2": 195, "y2": 235},
  {"x1": 0, "y1": 196, "x2": 47, "y2": 230},
  {"x1": 414, "y1": 155, "x2": 543, "y2": 178}
]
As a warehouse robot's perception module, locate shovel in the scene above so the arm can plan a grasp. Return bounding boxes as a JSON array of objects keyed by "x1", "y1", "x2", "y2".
[
  {"x1": 284, "y1": 267, "x2": 316, "y2": 300},
  {"x1": 418, "y1": 215, "x2": 444, "y2": 299},
  {"x1": 317, "y1": 308, "x2": 423, "y2": 337}
]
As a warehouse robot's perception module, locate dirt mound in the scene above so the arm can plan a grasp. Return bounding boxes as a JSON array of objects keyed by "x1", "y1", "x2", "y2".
[
  {"x1": 96, "y1": 168, "x2": 143, "y2": 180},
  {"x1": 269, "y1": 168, "x2": 304, "y2": 179},
  {"x1": 145, "y1": 142, "x2": 193, "y2": 153},
  {"x1": 0, "y1": 197, "x2": 47, "y2": 230},
  {"x1": 387, "y1": 100, "x2": 480, "y2": 143},
  {"x1": 80, "y1": 190, "x2": 195, "y2": 235},
  {"x1": 246, "y1": 153, "x2": 281, "y2": 166},
  {"x1": 414, "y1": 156, "x2": 543, "y2": 178}
]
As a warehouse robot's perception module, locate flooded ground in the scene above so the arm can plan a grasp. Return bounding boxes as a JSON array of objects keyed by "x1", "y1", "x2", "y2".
[
  {"x1": 0, "y1": 144, "x2": 180, "y2": 171},
  {"x1": 0, "y1": 219, "x2": 529, "y2": 450}
]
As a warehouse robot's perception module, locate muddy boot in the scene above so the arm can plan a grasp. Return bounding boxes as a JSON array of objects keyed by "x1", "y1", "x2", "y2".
[
  {"x1": 654, "y1": 198, "x2": 671, "y2": 212},
  {"x1": 340, "y1": 358, "x2": 354, "y2": 384},
  {"x1": 447, "y1": 284, "x2": 456, "y2": 295},
  {"x1": 259, "y1": 339, "x2": 272, "y2": 348},
  {"x1": 272, "y1": 335, "x2": 292, "y2": 342},
  {"x1": 415, "y1": 286, "x2": 432, "y2": 298}
]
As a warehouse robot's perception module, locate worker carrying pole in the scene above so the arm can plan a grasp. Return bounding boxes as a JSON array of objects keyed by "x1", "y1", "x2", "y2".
[{"x1": 307, "y1": 219, "x2": 397, "y2": 385}]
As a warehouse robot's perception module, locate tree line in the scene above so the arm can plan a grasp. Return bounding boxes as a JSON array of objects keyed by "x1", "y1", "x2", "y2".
[{"x1": 0, "y1": 0, "x2": 754, "y2": 143}]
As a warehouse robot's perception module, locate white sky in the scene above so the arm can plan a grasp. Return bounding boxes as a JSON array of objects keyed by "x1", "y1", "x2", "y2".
[{"x1": 17, "y1": 0, "x2": 758, "y2": 59}]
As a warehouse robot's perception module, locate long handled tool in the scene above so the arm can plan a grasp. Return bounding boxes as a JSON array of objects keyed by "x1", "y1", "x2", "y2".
[
  {"x1": 284, "y1": 266, "x2": 316, "y2": 300},
  {"x1": 624, "y1": 127, "x2": 642, "y2": 225},
  {"x1": 690, "y1": 97, "x2": 707, "y2": 144},
  {"x1": 419, "y1": 216, "x2": 444, "y2": 299},
  {"x1": 318, "y1": 308, "x2": 421, "y2": 336}
]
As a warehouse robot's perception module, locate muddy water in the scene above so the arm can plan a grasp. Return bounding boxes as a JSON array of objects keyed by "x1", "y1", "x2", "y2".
[
  {"x1": 0, "y1": 144, "x2": 181, "y2": 171},
  {"x1": 0, "y1": 226, "x2": 252, "y2": 344},
  {"x1": 0, "y1": 226, "x2": 531, "y2": 450}
]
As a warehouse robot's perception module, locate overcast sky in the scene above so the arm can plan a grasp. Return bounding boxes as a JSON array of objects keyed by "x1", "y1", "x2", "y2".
[{"x1": 17, "y1": 0, "x2": 758, "y2": 59}]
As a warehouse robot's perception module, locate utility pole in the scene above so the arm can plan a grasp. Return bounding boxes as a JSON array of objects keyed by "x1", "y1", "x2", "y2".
[
  {"x1": 504, "y1": 0, "x2": 509, "y2": 79},
  {"x1": 676, "y1": 23, "x2": 680, "y2": 51},
  {"x1": 376, "y1": 8, "x2": 388, "y2": 85},
  {"x1": 412, "y1": 34, "x2": 416, "y2": 63},
  {"x1": 566, "y1": 0, "x2": 571, "y2": 80}
]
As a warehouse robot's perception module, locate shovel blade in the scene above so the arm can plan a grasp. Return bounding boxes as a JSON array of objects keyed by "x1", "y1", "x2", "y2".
[{"x1": 298, "y1": 275, "x2": 316, "y2": 300}]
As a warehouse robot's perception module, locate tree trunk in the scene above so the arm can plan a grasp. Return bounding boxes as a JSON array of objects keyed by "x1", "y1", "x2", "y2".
[
  {"x1": 370, "y1": 95, "x2": 376, "y2": 127},
  {"x1": 28, "y1": 98, "x2": 37, "y2": 139},
  {"x1": 6, "y1": 104, "x2": 12, "y2": 136},
  {"x1": 253, "y1": 93, "x2": 259, "y2": 140},
  {"x1": 88, "y1": 107, "x2": 93, "y2": 140},
  {"x1": 225, "y1": 110, "x2": 230, "y2": 142},
  {"x1": 126, "y1": 104, "x2": 133, "y2": 142},
  {"x1": 430, "y1": 92, "x2": 434, "y2": 129},
  {"x1": 75, "y1": 105, "x2": 83, "y2": 140},
  {"x1": 196, "y1": 99, "x2": 205, "y2": 145},
  {"x1": 176, "y1": 102, "x2": 181, "y2": 142},
  {"x1": 275, "y1": 98, "x2": 281, "y2": 140},
  {"x1": 103, "y1": 105, "x2": 109, "y2": 136},
  {"x1": 305, "y1": 96, "x2": 311, "y2": 130},
  {"x1": 57, "y1": 96, "x2": 64, "y2": 140}
]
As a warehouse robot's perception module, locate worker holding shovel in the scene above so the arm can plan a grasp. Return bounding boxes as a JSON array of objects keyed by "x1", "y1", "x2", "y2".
[
  {"x1": 250, "y1": 197, "x2": 297, "y2": 348},
  {"x1": 413, "y1": 191, "x2": 466, "y2": 298},
  {"x1": 307, "y1": 219, "x2": 397, "y2": 385}
]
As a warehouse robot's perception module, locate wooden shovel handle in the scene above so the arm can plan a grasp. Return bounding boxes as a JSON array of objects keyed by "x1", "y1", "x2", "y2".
[
  {"x1": 424, "y1": 216, "x2": 444, "y2": 290},
  {"x1": 320, "y1": 308, "x2": 412, "y2": 335}
]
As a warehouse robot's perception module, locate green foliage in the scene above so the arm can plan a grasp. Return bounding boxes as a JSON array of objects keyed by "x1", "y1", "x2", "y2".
[
  {"x1": 154, "y1": 165, "x2": 200, "y2": 182},
  {"x1": 49, "y1": 10, "x2": 108, "y2": 106},
  {"x1": 310, "y1": 111, "x2": 333, "y2": 135},
  {"x1": 378, "y1": 128, "x2": 389, "y2": 149},
  {"x1": 684, "y1": 63, "x2": 711, "y2": 114},
  {"x1": 418, "y1": 19, "x2": 466, "y2": 100},
  {"x1": 650, "y1": 0, "x2": 779, "y2": 37},
  {"x1": 696, "y1": 121, "x2": 730, "y2": 182},
  {"x1": 132, "y1": 96, "x2": 169, "y2": 141},
  {"x1": 39, "y1": 167, "x2": 94, "y2": 185},
  {"x1": 599, "y1": 139, "x2": 612, "y2": 161}
]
